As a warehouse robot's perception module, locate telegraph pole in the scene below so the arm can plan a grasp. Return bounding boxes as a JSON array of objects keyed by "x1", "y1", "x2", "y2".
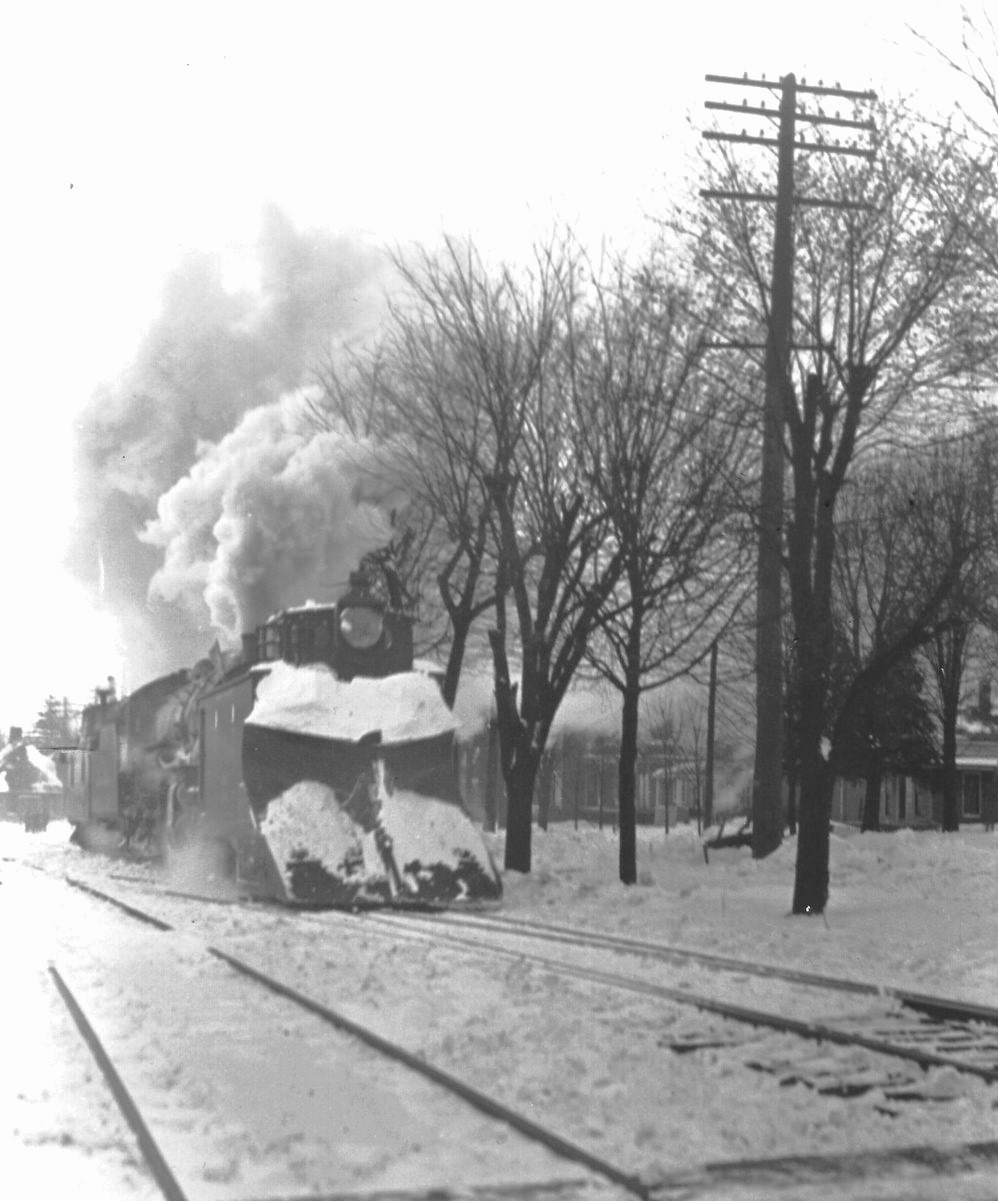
[
  {"x1": 754, "y1": 73, "x2": 796, "y2": 860},
  {"x1": 701, "y1": 73, "x2": 875, "y2": 859}
]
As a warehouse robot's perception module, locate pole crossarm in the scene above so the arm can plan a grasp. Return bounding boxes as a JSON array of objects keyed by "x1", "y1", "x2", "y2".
[
  {"x1": 700, "y1": 188, "x2": 877, "y2": 211},
  {"x1": 704, "y1": 130, "x2": 874, "y2": 158},
  {"x1": 701, "y1": 340, "x2": 822, "y2": 351},
  {"x1": 705, "y1": 73, "x2": 876, "y2": 101},
  {"x1": 704, "y1": 100, "x2": 875, "y2": 132}
]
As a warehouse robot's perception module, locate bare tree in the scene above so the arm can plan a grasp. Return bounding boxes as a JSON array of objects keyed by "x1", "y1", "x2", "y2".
[
  {"x1": 695, "y1": 97, "x2": 998, "y2": 912},
  {"x1": 310, "y1": 234, "x2": 640, "y2": 873},
  {"x1": 829, "y1": 433, "x2": 998, "y2": 833},
  {"x1": 831, "y1": 468, "x2": 941, "y2": 829},
  {"x1": 483, "y1": 237, "x2": 627, "y2": 871},
  {"x1": 911, "y1": 7, "x2": 998, "y2": 137},
  {"x1": 310, "y1": 239, "x2": 529, "y2": 707},
  {"x1": 574, "y1": 263, "x2": 754, "y2": 883},
  {"x1": 918, "y1": 428, "x2": 998, "y2": 829}
]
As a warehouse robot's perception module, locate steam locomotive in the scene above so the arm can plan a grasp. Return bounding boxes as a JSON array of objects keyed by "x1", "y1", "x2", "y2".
[{"x1": 62, "y1": 564, "x2": 502, "y2": 907}]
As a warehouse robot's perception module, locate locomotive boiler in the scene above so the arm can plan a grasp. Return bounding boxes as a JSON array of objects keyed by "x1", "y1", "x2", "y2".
[{"x1": 63, "y1": 565, "x2": 502, "y2": 906}]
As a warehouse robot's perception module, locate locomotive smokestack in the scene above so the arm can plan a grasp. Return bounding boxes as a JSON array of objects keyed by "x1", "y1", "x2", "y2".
[{"x1": 241, "y1": 632, "x2": 259, "y2": 667}]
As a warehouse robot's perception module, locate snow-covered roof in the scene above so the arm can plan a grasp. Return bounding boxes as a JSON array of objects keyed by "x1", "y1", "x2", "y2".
[{"x1": 955, "y1": 738, "x2": 998, "y2": 768}]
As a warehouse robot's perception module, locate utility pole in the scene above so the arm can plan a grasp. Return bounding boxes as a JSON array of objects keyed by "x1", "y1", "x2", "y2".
[{"x1": 701, "y1": 73, "x2": 876, "y2": 860}]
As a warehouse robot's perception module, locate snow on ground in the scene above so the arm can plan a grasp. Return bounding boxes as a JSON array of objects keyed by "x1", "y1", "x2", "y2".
[
  {"x1": 1, "y1": 818, "x2": 996, "y2": 1199},
  {"x1": 495, "y1": 821, "x2": 998, "y2": 1006}
]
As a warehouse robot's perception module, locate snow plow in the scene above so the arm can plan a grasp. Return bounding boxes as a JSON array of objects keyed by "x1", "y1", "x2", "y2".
[{"x1": 241, "y1": 660, "x2": 501, "y2": 905}]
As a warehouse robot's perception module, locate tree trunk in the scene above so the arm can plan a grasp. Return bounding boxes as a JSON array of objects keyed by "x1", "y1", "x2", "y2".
[
  {"x1": 860, "y1": 753, "x2": 883, "y2": 832},
  {"x1": 503, "y1": 750, "x2": 540, "y2": 872},
  {"x1": 941, "y1": 706, "x2": 960, "y2": 832},
  {"x1": 932, "y1": 624, "x2": 968, "y2": 833},
  {"x1": 441, "y1": 621, "x2": 470, "y2": 710},
  {"x1": 792, "y1": 745, "x2": 832, "y2": 913},
  {"x1": 618, "y1": 681, "x2": 640, "y2": 885},
  {"x1": 751, "y1": 679, "x2": 785, "y2": 857},
  {"x1": 489, "y1": 627, "x2": 540, "y2": 872},
  {"x1": 792, "y1": 678, "x2": 832, "y2": 913},
  {"x1": 704, "y1": 639, "x2": 718, "y2": 830}
]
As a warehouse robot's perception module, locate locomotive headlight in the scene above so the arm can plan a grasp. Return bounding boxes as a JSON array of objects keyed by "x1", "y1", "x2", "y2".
[{"x1": 339, "y1": 605, "x2": 384, "y2": 649}]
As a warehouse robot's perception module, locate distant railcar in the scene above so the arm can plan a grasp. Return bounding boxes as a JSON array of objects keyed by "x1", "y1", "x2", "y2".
[{"x1": 0, "y1": 731, "x2": 62, "y2": 831}]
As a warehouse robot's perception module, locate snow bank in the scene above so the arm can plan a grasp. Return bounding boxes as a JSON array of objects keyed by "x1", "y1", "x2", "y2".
[{"x1": 487, "y1": 821, "x2": 998, "y2": 1004}]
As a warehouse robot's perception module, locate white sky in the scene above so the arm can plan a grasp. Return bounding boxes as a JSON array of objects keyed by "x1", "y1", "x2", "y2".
[{"x1": 0, "y1": 0, "x2": 979, "y2": 731}]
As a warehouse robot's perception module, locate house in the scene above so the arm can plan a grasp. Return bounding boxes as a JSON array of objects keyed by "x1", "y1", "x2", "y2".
[
  {"x1": 830, "y1": 736, "x2": 998, "y2": 829},
  {"x1": 947, "y1": 737, "x2": 998, "y2": 826}
]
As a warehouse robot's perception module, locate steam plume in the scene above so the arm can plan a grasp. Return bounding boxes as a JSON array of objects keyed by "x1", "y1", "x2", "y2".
[
  {"x1": 69, "y1": 208, "x2": 389, "y2": 678},
  {"x1": 144, "y1": 395, "x2": 403, "y2": 639}
]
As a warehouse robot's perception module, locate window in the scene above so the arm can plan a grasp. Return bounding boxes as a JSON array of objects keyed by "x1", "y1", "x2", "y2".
[
  {"x1": 262, "y1": 624, "x2": 280, "y2": 661},
  {"x1": 962, "y1": 773, "x2": 982, "y2": 818}
]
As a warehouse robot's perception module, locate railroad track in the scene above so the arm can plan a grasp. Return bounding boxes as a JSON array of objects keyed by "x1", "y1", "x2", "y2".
[
  {"x1": 85, "y1": 872, "x2": 998, "y2": 1089},
  {"x1": 31, "y1": 868, "x2": 998, "y2": 1199},
  {"x1": 426, "y1": 910, "x2": 998, "y2": 1025},
  {"x1": 361, "y1": 908, "x2": 998, "y2": 1099},
  {"x1": 57, "y1": 874, "x2": 649, "y2": 1201}
]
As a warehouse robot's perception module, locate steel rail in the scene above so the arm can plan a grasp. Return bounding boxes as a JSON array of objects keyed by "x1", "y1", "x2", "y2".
[
  {"x1": 74, "y1": 871, "x2": 998, "y2": 1083},
  {"x1": 233, "y1": 1186, "x2": 614, "y2": 1201},
  {"x1": 62, "y1": 875, "x2": 651, "y2": 1201},
  {"x1": 48, "y1": 963, "x2": 191, "y2": 1201},
  {"x1": 418, "y1": 910, "x2": 998, "y2": 1027},
  {"x1": 364, "y1": 913, "x2": 998, "y2": 1085},
  {"x1": 649, "y1": 1139, "x2": 998, "y2": 1199},
  {"x1": 49, "y1": 871, "x2": 998, "y2": 1200}
]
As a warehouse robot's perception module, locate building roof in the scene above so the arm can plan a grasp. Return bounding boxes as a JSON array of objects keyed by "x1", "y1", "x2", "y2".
[{"x1": 955, "y1": 738, "x2": 998, "y2": 768}]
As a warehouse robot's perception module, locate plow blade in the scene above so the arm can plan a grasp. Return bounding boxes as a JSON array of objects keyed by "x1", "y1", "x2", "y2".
[{"x1": 243, "y1": 665, "x2": 501, "y2": 907}]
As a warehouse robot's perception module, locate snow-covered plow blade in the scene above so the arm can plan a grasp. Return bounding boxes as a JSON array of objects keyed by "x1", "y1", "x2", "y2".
[{"x1": 242, "y1": 663, "x2": 501, "y2": 907}]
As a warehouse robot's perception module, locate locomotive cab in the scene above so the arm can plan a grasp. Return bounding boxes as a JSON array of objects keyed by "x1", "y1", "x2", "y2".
[{"x1": 255, "y1": 569, "x2": 413, "y2": 680}]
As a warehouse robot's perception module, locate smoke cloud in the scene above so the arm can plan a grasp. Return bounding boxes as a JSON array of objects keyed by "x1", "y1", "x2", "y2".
[
  {"x1": 69, "y1": 207, "x2": 391, "y2": 679},
  {"x1": 143, "y1": 395, "x2": 403, "y2": 639}
]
